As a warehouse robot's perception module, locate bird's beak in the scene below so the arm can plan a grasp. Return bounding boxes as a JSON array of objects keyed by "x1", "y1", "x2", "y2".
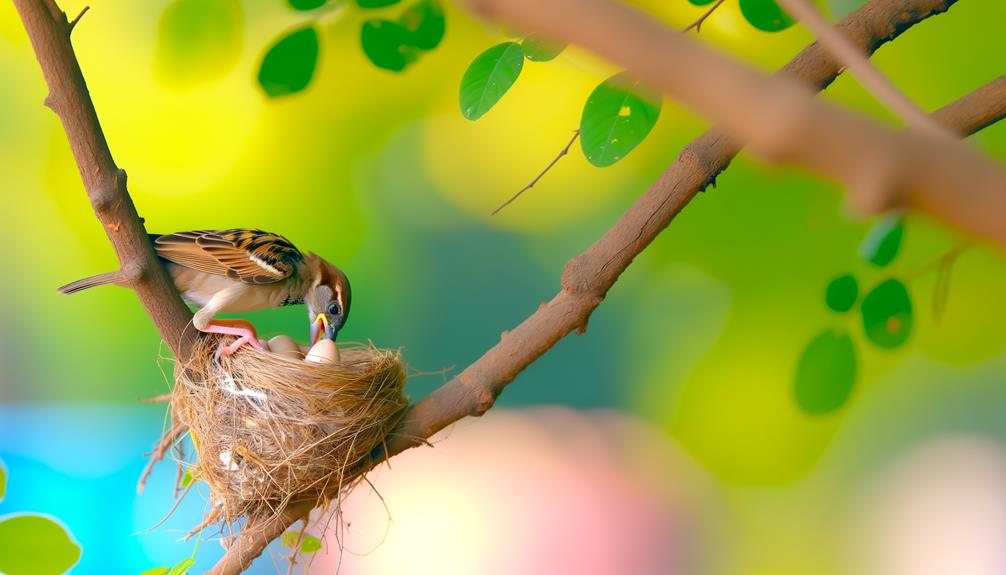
[{"x1": 310, "y1": 313, "x2": 335, "y2": 344}]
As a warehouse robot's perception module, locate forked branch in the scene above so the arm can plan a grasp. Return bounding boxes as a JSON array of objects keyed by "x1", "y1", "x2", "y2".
[
  {"x1": 211, "y1": 0, "x2": 1003, "y2": 572},
  {"x1": 775, "y1": 0, "x2": 941, "y2": 132}
]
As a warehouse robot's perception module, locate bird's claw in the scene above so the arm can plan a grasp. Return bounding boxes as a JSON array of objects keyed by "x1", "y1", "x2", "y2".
[
  {"x1": 200, "y1": 319, "x2": 264, "y2": 359},
  {"x1": 214, "y1": 334, "x2": 263, "y2": 359}
]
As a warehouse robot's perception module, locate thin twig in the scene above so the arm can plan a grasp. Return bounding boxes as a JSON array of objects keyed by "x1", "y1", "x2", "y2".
[
  {"x1": 476, "y1": 0, "x2": 1006, "y2": 237},
  {"x1": 173, "y1": 441, "x2": 185, "y2": 498},
  {"x1": 903, "y1": 241, "x2": 971, "y2": 280},
  {"x1": 284, "y1": 520, "x2": 307, "y2": 575},
  {"x1": 774, "y1": 0, "x2": 942, "y2": 134},
  {"x1": 930, "y1": 244, "x2": 970, "y2": 321},
  {"x1": 491, "y1": 129, "x2": 580, "y2": 215},
  {"x1": 493, "y1": 0, "x2": 725, "y2": 217},
  {"x1": 67, "y1": 5, "x2": 88, "y2": 33},
  {"x1": 147, "y1": 482, "x2": 194, "y2": 532},
  {"x1": 140, "y1": 393, "x2": 172, "y2": 403},
  {"x1": 185, "y1": 506, "x2": 222, "y2": 541},
  {"x1": 683, "y1": 0, "x2": 726, "y2": 33},
  {"x1": 137, "y1": 423, "x2": 185, "y2": 495},
  {"x1": 899, "y1": 241, "x2": 969, "y2": 321}
]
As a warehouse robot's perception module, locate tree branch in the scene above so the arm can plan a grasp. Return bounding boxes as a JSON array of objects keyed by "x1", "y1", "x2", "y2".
[
  {"x1": 931, "y1": 75, "x2": 1006, "y2": 135},
  {"x1": 13, "y1": 0, "x2": 197, "y2": 359},
  {"x1": 208, "y1": 1, "x2": 995, "y2": 572},
  {"x1": 389, "y1": 80, "x2": 1006, "y2": 456},
  {"x1": 470, "y1": 0, "x2": 1006, "y2": 245},
  {"x1": 775, "y1": 0, "x2": 941, "y2": 132}
]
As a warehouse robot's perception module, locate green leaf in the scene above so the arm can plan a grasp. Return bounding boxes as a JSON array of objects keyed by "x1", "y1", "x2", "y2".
[
  {"x1": 180, "y1": 468, "x2": 193, "y2": 488},
  {"x1": 300, "y1": 534, "x2": 323, "y2": 553},
  {"x1": 861, "y1": 278, "x2": 913, "y2": 349},
  {"x1": 289, "y1": 0, "x2": 326, "y2": 9},
  {"x1": 0, "y1": 515, "x2": 81, "y2": 575},
  {"x1": 399, "y1": 0, "x2": 445, "y2": 51},
  {"x1": 0, "y1": 461, "x2": 6, "y2": 503},
  {"x1": 258, "y1": 26, "x2": 319, "y2": 98},
  {"x1": 521, "y1": 34, "x2": 566, "y2": 62},
  {"x1": 825, "y1": 274, "x2": 858, "y2": 313},
  {"x1": 166, "y1": 558, "x2": 195, "y2": 575},
  {"x1": 688, "y1": 0, "x2": 718, "y2": 5},
  {"x1": 357, "y1": 0, "x2": 400, "y2": 7},
  {"x1": 459, "y1": 42, "x2": 524, "y2": 120},
  {"x1": 794, "y1": 328, "x2": 857, "y2": 414},
  {"x1": 281, "y1": 531, "x2": 322, "y2": 553},
  {"x1": 281, "y1": 530, "x2": 301, "y2": 547},
  {"x1": 579, "y1": 72, "x2": 662, "y2": 167},
  {"x1": 361, "y1": 20, "x2": 420, "y2": 72},
  {"x1": 860, "y1": 214, "x2": 905, "y2": 267},
  {"x1": 140, "y1": 569, "x2": 170, "y2": 575},
  {"x1": 154, "y1": 0, "x2": 243, "y2": 87},
  {"x1": 739, "y1": 0, "x2": 795, "y2": 32}
]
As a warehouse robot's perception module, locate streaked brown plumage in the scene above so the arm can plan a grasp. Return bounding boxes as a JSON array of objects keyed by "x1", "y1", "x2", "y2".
[{"x1": 59, "y1": 229, "x2": 351, "y2": 354}]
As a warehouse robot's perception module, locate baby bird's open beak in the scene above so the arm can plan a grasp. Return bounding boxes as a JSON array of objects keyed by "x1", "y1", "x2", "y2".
[{"x1": 310, "y1": 313, "x2": 336, "y2": 345}]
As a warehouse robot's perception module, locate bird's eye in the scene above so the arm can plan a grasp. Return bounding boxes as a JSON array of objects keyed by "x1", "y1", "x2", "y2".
[{"x1": 327, "y1": 302, "x2": 341, "y2": 316}]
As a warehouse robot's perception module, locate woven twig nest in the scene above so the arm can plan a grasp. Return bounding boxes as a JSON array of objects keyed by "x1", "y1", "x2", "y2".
[{"x1": 170, "y1": 336, "x2": 408, "y2": 522}]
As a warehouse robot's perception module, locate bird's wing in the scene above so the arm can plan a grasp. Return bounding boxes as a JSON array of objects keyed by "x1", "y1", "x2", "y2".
[{"x1": 151, "y1": 229, "x2": 305, "y2": 284}]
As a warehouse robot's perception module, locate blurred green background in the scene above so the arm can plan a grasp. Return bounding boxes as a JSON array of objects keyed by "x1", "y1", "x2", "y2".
[{"x1": 1, "y1": 0, "x2": 1005, "y2": 573}]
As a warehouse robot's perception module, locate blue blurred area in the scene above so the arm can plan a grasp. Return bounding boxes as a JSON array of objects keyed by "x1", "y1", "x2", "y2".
[{"x1": 0, "y1": 405, "x2": 279, "y2": 574}]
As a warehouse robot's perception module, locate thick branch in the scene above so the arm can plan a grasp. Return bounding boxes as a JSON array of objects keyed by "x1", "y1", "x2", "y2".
[
  {"x1": 394, "y1": 84, "x2": 1006, "y2": 460},
  {"x1": 209, "y1": 0, "x2": 990, "y2": 572},
  {"x1": 470, "y1": 0, "x2": 1006, "y2": 246},
  {"x1": 931, "y1": 76, "x2": 1006, "y2": 135},
  {"x1": 13, "y1": 0, "x2": 196, "y2": 359}
]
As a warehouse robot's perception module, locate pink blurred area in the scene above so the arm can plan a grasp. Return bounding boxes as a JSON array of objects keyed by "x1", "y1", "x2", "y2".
[
  {"x1": 304, "y1": 407, "x2": 723, "y2": 575},
  {"x1": 852, "y1": 435, "x2": 1006, "y2": 575}
]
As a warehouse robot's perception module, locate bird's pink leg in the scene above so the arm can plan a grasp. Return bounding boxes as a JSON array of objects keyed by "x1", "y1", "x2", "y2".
[{"x1": 200, "y1": 319, "x2": 264, "y2": 356}]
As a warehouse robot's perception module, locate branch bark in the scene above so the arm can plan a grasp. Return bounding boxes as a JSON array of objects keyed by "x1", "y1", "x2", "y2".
[
  {"x1": 209, "y1": 0, "x2": 1003, "y2": 572},
  {"x1": 469, "y1": 0, "x2": 1006, "y2": 245},
  {"x1": 12, "y1": 0, "x2": 197, "y2": 359},
  {"x1": 775, "y1": 0, "x2": 941, "y2": 132}
]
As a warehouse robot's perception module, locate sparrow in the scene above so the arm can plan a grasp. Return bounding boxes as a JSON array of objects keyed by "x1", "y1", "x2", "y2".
[{"x1": 58, "y1": 229, "x2": 351, "y2": 356}]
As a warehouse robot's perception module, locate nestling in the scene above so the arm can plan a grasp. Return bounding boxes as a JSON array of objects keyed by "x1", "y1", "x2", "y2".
[{"x1": 59, "y1": 229, "x2": 351, "y2": 355}]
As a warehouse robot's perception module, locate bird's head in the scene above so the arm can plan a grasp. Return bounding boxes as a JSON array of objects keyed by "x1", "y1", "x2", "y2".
[{"x1": 304, "y1": 255, "x2": 351, "y2": 344}]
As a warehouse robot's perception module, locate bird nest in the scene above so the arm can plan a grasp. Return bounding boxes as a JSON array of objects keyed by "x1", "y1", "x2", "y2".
[{"x1": 169, "y1": 336, "x2": 409, "y2": 523}]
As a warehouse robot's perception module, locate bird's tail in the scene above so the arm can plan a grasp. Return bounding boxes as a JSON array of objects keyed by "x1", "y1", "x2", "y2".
[{"x1": 57, "y1": 271, "x2": 127, "y2": 295}]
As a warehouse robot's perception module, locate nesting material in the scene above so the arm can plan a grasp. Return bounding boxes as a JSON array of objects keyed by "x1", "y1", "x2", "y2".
[{"x1": 170, "y1": 336, "x2": 408, "y2": 522}]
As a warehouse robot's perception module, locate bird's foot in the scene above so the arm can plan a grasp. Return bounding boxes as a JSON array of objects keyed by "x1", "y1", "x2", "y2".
[{"x1": 199, "y1": 319, "x2": 264, "y2": 358}]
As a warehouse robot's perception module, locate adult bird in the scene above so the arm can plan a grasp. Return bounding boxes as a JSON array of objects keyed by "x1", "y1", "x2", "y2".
[{"x1": 58, "y1": 229, "x2": 351, "y2": 356}]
